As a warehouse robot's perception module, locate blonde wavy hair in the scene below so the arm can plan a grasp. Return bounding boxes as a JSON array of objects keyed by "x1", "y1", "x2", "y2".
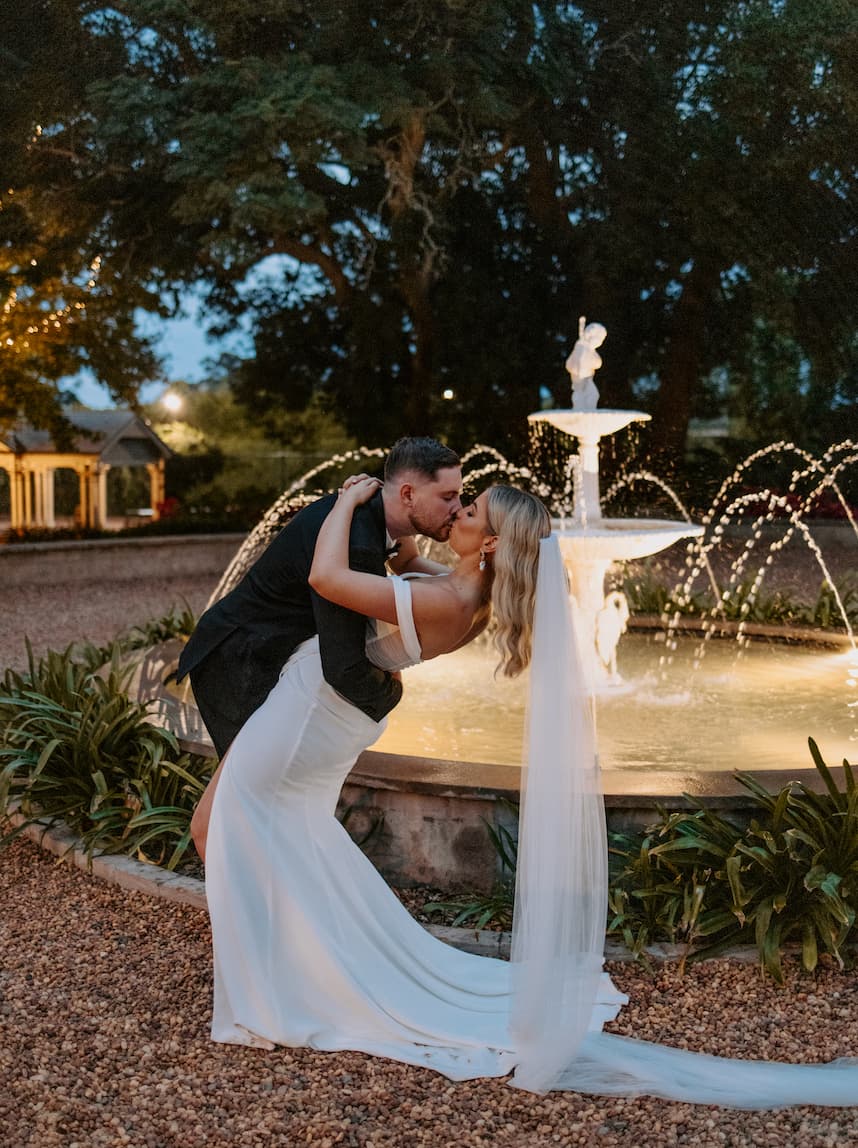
[{"x1": 484, "y1": 486, "x2": 552, "y2": 678}]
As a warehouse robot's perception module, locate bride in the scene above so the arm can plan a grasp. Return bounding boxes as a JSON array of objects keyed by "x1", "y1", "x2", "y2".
[{"x1": 205, "y1": 476, "x2": 858, "y2": 1108}]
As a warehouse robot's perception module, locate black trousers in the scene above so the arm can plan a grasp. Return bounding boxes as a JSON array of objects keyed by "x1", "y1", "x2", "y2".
[{"x1": 189, "y1": 654, "x2": 261, "y2": 759}]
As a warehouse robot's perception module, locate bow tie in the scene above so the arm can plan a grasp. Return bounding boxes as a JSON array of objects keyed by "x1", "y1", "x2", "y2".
[{"x1": 385, "y1": 541, "x2": 401, "y2": 558}]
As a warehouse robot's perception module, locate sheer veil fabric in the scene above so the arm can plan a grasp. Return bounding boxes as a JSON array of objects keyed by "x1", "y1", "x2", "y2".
[
  {"x1": 511, "y1": 534, "x2": 607, "y2": 1092},
  {"x1": 510, "y1": 533, "x2": 858, "y2": 1107}
]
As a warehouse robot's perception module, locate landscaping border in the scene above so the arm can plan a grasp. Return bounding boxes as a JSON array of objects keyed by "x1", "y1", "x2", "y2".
[{"x1": 10, "y1": 812, "x2": 765, "y2": 965}]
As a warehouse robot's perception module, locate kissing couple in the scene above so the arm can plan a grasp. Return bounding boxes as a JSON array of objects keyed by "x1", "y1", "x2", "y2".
[{"x1": 177, "y1": 435, "x2": 858, "y2": 1107}]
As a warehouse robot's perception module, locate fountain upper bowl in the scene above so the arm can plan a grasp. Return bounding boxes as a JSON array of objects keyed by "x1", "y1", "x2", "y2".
[{"x1": 529, "y1": 409, "x2": 651, "y2": 440}]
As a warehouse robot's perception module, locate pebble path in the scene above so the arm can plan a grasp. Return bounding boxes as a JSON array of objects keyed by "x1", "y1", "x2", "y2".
[
  {"x1": 2, "y1": 838, "x2": 857, "y2": 1147},
  {"x1": 3, "y1": 577, "x2": 213, "y2": 674},
  {"x1": 4, "y1": 552, "x2": 858, "y2": 1144}
]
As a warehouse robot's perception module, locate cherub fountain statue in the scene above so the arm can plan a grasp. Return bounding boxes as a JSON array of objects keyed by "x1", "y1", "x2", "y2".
[
  {"x1": 566, "y1": 317, "x2": 607, "y2": 412},
  {"x1": 529, "y1": 318, "x2": 704, "y2": 688}
]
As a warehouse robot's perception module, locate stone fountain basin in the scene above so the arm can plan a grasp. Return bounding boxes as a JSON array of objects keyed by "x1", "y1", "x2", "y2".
[
  {"x1": 137, "y1": 627, "x2": 856, "y2": 893},
  {"x1": 373, "y1": 627, "x2": 856, "y2": 775},
  {"x1": 555, "y1": 518, "x2": 705, "y2": 562}
]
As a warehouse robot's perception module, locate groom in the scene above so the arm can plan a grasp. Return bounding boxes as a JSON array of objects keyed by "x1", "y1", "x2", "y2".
[{"x1": 177, "y1": 436, "x2": 463, "y2": 855}]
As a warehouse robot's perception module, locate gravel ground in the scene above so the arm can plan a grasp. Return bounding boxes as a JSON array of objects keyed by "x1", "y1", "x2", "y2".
[
  {"x1": 3, "y1": 540, "x2": 858, "y2": 1144},
  {"x1": 2, "y1": 838, "x2": 858, "y2": 1147},
  {"x1": 3, "y1": 577, "x2": 214, "y2": 674}
]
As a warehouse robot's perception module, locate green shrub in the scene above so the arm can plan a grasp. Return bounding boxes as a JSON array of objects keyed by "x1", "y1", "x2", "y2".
[
  {"x1": 0, "y1": 642, "x2": 212, "y2": 870},
  {"x1": 426, "y1": 741, "x2": 858, "y2": 980},
  {"x1": 118, "y1": 602, "x2": 197, "y2": 650},
  {"x1": 605, "y1": 738, "x2": 858, "y2": 980},
  {"x1": 623, "y1": 562, "x2": 858, "y2": 631},
  {"x1": 607, "y1": 812, "x2": 743, "y2": 970}
]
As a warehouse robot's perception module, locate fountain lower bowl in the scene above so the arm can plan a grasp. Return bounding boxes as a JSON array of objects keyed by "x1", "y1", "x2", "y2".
[
  {"x1": 555, "y1": 518, "x2": 705, "y2": 561},
  {"x1": 374, "y1": 626, "x2": 855, "y2": 775}
]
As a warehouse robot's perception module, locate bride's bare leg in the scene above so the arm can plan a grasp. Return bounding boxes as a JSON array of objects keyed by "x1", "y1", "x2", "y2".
[{"x1": 191, "y1": 752, "x2": 229, "y2": 863}]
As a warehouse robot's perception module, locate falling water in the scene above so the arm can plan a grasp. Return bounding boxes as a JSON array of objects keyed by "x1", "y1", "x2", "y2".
[
  {"x1": 210, "y1": 447, "x2": 387, "y2": 603},
  {"x1": 202, "y1": 431, "x2": 857, "y2": 770}
]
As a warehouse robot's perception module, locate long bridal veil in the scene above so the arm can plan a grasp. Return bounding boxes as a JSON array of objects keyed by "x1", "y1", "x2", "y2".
[
  {"x1": 510, "y1": 534, "x2": 607, "y2": 1092},
  {"x1": 510, "y1": 534, "x2": 858, "y2": 1108}
]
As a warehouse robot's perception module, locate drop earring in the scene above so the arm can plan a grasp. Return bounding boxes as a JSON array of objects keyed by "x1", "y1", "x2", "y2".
[{"x1": 479, "y1": 550, "x2": 486, "y2": 571}]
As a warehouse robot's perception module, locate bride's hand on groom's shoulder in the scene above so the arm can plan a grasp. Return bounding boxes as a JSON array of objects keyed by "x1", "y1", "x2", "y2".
[{"x1": 337, "y1": 474, "x2": 382, "y2": 504}]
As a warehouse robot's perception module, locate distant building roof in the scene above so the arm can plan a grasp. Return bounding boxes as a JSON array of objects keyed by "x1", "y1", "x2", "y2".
[{"x1": 2, "y1": 409, "x2": 172, "y2": 465}]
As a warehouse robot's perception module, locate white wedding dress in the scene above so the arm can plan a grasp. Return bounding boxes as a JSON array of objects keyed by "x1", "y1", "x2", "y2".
[
  {"x1": 206, "y1": 574, "x2": 626, "y2": 1077},
  {"x1": 206, "y1": 562, "x2": 858, "y2": 1108}
]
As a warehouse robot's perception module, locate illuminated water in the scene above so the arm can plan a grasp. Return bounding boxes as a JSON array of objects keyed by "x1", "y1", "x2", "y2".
[
  {"x1": 208, "y1": 434, "x2": 857, "y2": 778},
  {"x1": 373, "y1": 634, "x2": 858, "y2": 773}
]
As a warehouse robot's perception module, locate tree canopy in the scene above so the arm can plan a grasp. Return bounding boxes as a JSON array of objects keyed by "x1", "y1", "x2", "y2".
[{"x1": 3, "y1": 0, "x2": 856, "y2": 464}]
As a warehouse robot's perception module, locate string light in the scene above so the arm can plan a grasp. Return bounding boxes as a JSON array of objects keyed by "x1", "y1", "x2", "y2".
[{"x1": 2, "y1": 246, "x2": 103, "y2": 351}]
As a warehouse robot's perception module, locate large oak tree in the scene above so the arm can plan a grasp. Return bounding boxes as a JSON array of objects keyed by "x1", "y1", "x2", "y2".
[{"x1": 3, "y1": 0, "x2": 856, "y2": 462}]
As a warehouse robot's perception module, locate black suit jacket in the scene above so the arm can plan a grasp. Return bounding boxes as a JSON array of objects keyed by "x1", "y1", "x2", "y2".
[{"x1": 176, "y1": 490, "x2": 401, "y2": 751}]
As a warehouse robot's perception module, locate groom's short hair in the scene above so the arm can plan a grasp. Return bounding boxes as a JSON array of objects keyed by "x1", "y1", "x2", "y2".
[{"x1": 384, "y1": 437, "x2": 460, "y2": 482}]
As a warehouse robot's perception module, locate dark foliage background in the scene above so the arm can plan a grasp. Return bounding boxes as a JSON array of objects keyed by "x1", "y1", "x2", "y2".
[{"x1": 2, "y1": 0, "x2": 856, "y2": 477}]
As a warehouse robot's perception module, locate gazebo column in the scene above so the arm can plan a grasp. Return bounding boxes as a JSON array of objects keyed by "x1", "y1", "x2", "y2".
[
  {"x1": 22, "y1": 467, "x2": 33, "y2": 527},
  {"x1": 9, "y1": 464, "x2": 23, "y2": 529},
  {"x1": 43, "y1": 467, "x2": 56, "y2": 528},
  {"x1": 95, "y1": 464, "x2": 110, "y2": 529},
  {"x1": 87, "y1": 467, "x2": 99, "y2": 528},
  {"x1": 32, "y1": 468, "x2": 47, "y2": 526},
  {"x1": 146, "y1": 460, "x2": 165, "y2": 521},
  {"x1": 77, "y1": 467, "x2": 89, "y2": 527},
  {"x1": 32, "y1": 469, "x2": 42, "y2": 525}
]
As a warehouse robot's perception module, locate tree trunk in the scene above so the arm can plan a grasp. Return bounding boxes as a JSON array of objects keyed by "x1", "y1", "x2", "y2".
[
  {"x1": 400, "y1": 262, "x2": 435, "y2": 434},
  {"x1": 378, "y1": 111, "x2": 440, "y2": 434},
  {"x1": 649, "y1": 262, "x2": 719, "y2": 464}
]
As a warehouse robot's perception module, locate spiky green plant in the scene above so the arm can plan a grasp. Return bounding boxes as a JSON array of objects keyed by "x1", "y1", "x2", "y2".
[
  {"x1": 0, "y1": 641, "x2": 212, "y2": 869},
  {"x1": 607, "y1": 739, "x2": 858, "y2": 980},
  {"x1": 608, "y1": 809, "x2": 745, "y2": 968},
  {"x1": 118, "y1": 601, "x2": 198, "y2": 651},
  {"x1": 725, "y1": 739, "x2": 858, "y2": 981},
  {"x1": 809, "y1": 573, "x2": 858, "y2": 630}
]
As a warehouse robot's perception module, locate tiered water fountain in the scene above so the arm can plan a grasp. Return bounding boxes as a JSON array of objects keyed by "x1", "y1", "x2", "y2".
[
  {"x1": 366, "y1": 324, "x2": 855, "y2": 777},
  {"x1": 528, "y1": 318, "x2": 703, "y2": 687},
  {"x1": 144, "y1": 319, "x2": 856, "y2": 888}
]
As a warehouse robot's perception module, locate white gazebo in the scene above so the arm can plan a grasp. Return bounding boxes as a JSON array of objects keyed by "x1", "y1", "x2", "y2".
[{"x1": 0, "y1": 409, "x2": 171, "y2": 531}]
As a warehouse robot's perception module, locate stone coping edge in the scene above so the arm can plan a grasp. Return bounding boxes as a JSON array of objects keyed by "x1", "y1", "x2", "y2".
[
  {"x1": 628, "y1": 614, "x2": 854, "y2": 648},
  {"x1": 9, "y1": 811, "x2": 768, "y2": 966}
]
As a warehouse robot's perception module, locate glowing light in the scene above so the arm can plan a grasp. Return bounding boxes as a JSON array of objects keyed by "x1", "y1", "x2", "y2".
[
  {"x1": 161, "y1": 390, "x2": 183, "y2": 414},
  {"x1": 442, "y1": 388, "x2": 454, "y2": 400}
]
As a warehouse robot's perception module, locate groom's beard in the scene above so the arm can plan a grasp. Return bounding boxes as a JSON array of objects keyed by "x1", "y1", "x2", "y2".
[{"x1": 411, "y1": 513, "x2": 455, "y2": 543}]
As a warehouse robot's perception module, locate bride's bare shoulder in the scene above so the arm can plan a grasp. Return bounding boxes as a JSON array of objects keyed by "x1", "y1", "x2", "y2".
[{"x1": 408, "y1": 575, "x2": 478, "y2": 654}]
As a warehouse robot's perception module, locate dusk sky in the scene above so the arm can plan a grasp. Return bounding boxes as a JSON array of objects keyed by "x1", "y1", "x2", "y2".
[{"x1": 74, "y1": 304, "x2": 247, "y2": 408}]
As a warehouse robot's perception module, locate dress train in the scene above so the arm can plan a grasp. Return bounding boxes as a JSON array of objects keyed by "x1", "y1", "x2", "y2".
[{"x1": 207, "y1": 567, "x2": 858, "y2": 1109}]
